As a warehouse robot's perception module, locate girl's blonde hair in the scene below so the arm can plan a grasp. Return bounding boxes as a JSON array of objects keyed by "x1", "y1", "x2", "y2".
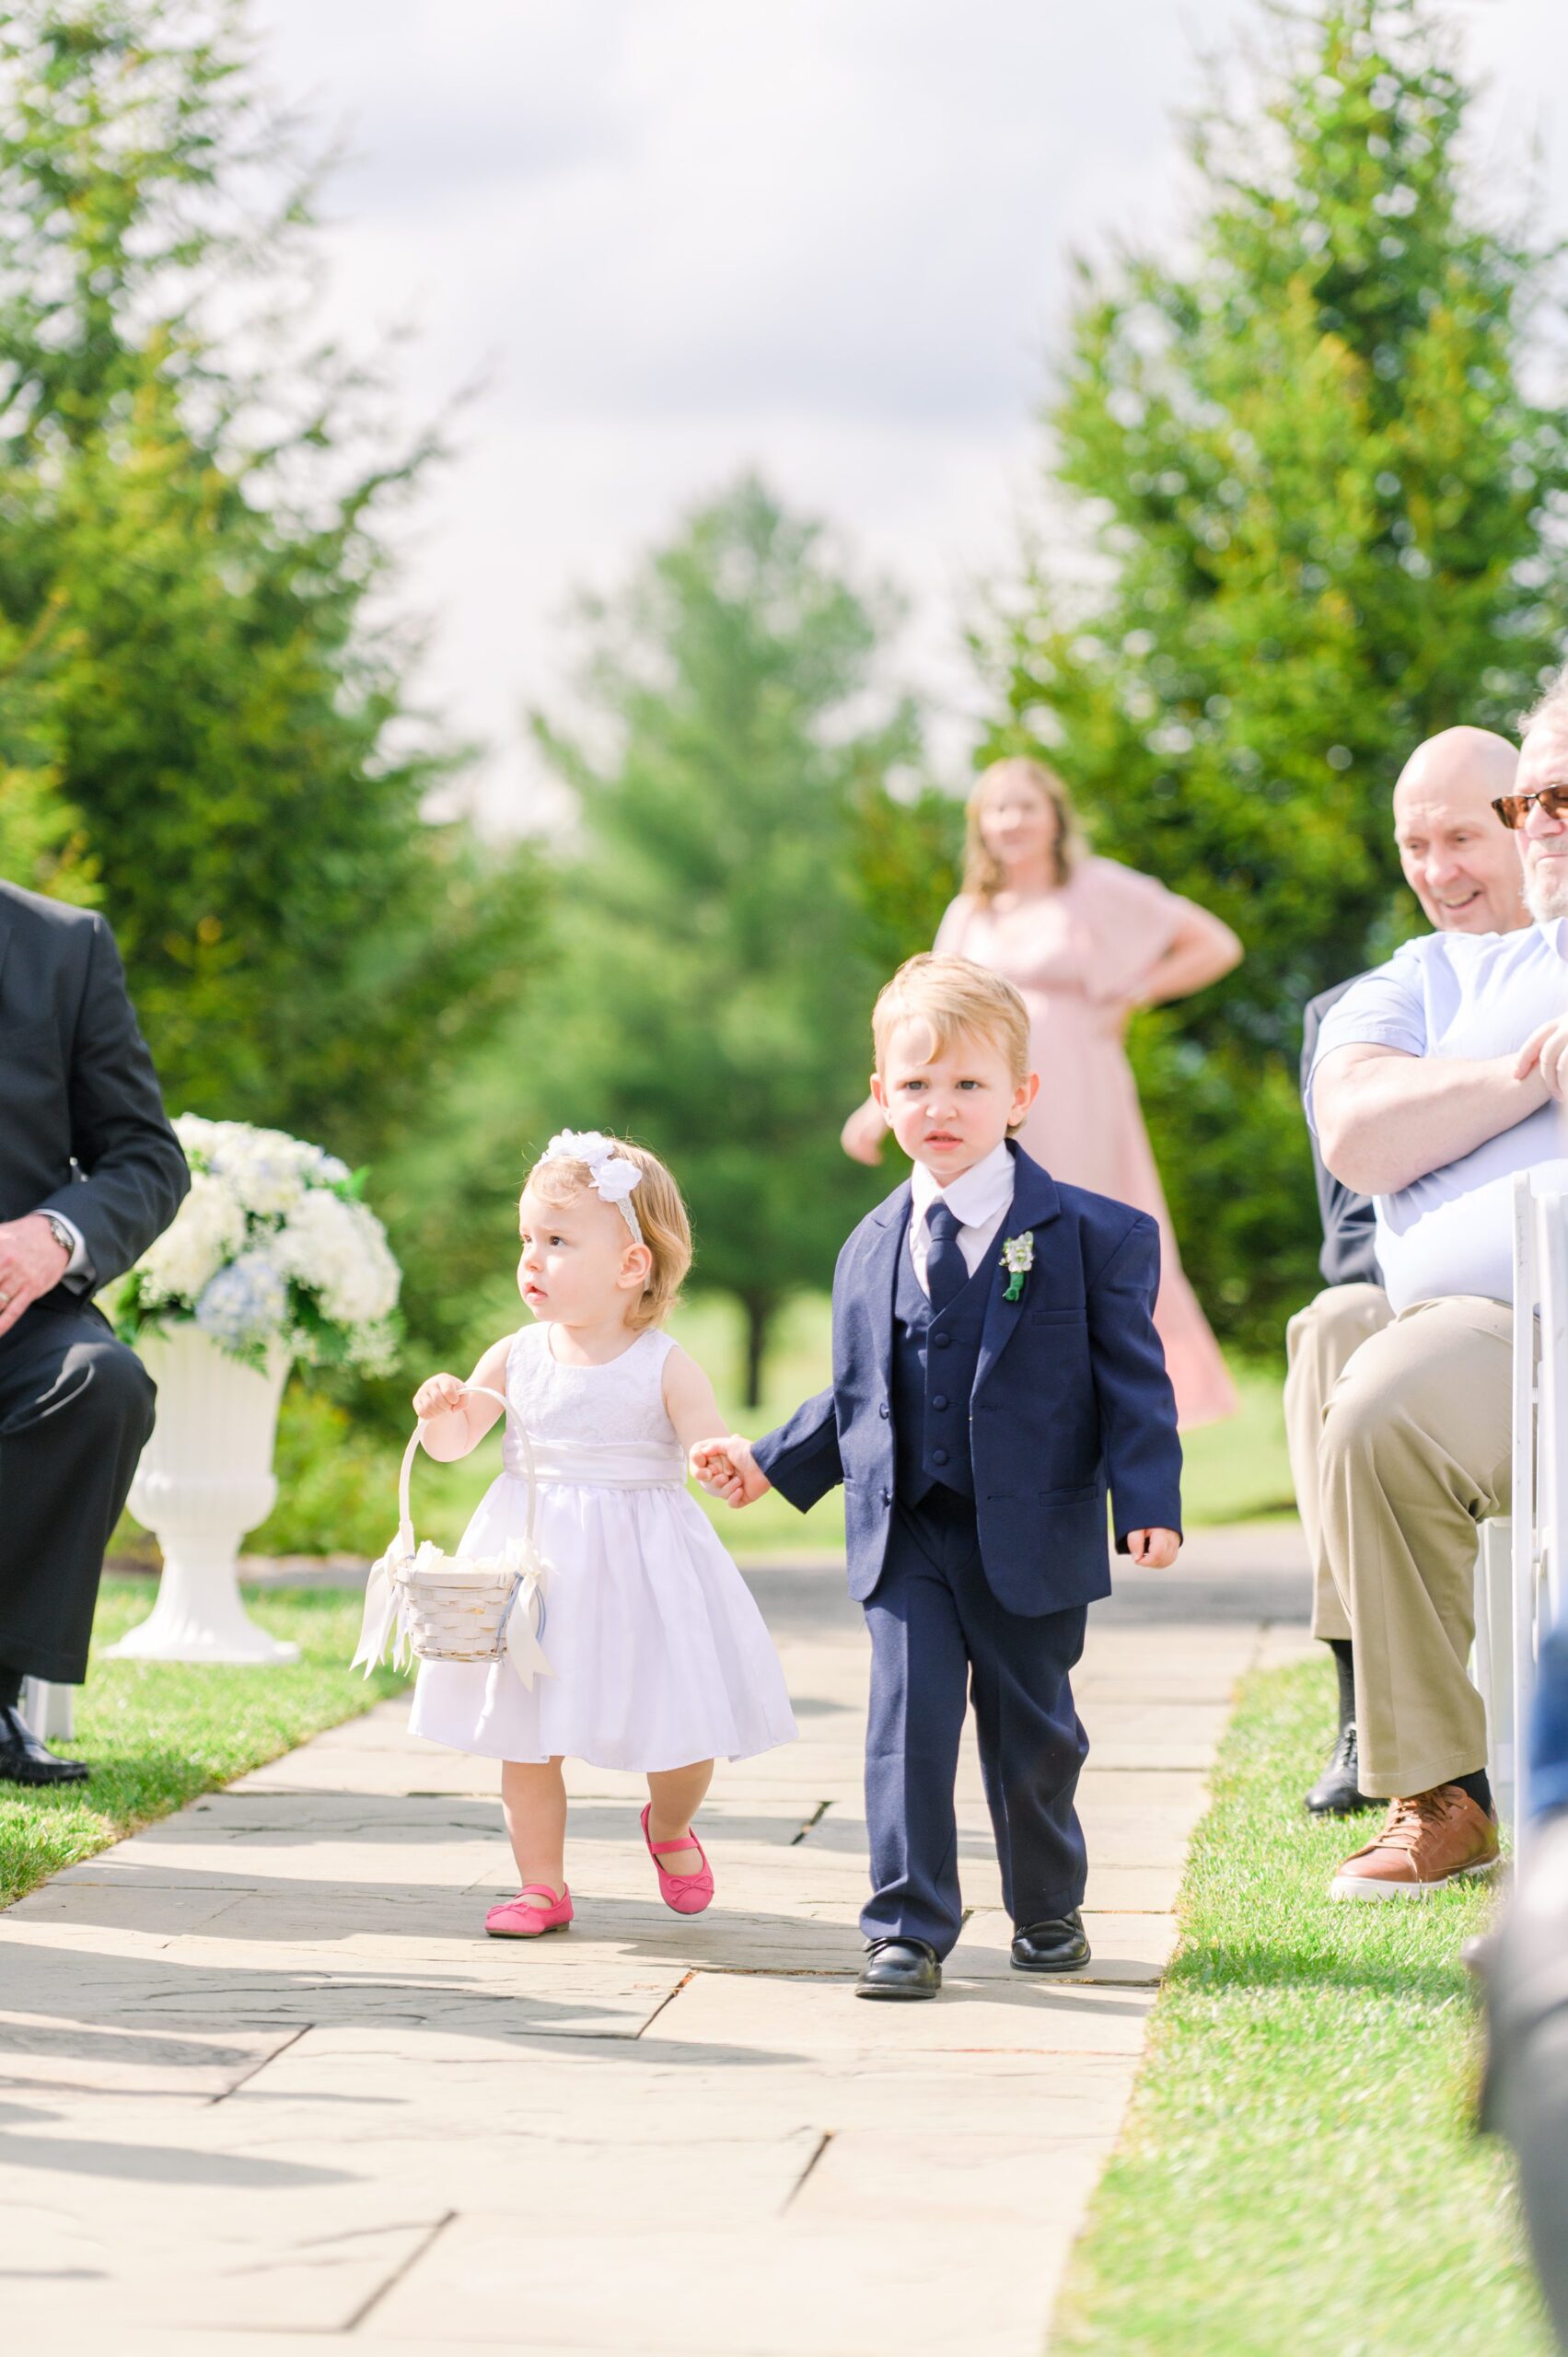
[
  {"x1": 872, "y1": 954, "x2": 1032, "y2": 1125},
  {"x1": 963, "y1": 755, "x2": 1086, "y2": 900},
  {"x1": 522, "y1": 1135, "x2": 692, "y2": 1331}
]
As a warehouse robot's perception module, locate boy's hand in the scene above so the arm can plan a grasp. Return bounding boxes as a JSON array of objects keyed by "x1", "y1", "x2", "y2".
[
  {"x1": 690, "y1": 1435, "x2": 772, "y2": 1507},
  {"x1": 1128, "y1": 1527, "x2": 1180, "y2": 1569},
  {"x1": 413, "y1": 1373, "x2": 469, "y2": 1421}
]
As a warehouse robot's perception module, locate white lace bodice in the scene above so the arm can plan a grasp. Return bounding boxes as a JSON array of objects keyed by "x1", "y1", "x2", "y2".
[{"x1": 501, "y1": 1324, "x2": 684, "y2": 1486}]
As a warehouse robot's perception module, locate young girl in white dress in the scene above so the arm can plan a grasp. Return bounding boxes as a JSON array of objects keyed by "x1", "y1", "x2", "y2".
[{"x1": 408, "y1": 1130, "x2": 796, "y2": 1937}]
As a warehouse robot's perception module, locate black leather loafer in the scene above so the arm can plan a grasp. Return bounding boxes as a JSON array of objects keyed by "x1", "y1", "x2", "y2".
[
  {"x1": 1011, "y1": 1910, "x2": 1091, "y2": 1973},
  {"x1": 0, "y1": 1701, "x2": 89, "y2": 1787},
  {"x1": 1306, "y1": 1723, "x2": 1375, "y2": 1817},
  {"x1": 856, "y1": 1937, "x2": 941, "y2": 2000}
]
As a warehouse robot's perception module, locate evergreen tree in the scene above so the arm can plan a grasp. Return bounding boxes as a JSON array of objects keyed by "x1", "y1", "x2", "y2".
[
  {"x1": 528, "y1": 476, "x2": 920, "y2": 1402},
  {"x1": 984, "y1": 0, "x2": 1568, "y2": 1346},
  {"x1": 0, "y1": 1, "x2": 540, "y2": 1169}
]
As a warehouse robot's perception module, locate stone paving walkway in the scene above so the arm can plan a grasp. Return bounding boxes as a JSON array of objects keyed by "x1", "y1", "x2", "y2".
[{"x1": 2, "y1": 1530, "x2": 1311, "y2": 2354}]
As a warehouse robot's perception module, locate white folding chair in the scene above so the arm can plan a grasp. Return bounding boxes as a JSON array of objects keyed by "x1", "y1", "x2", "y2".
[
  {"x1": 1474, "y1": 1518, "x2": 1515, "y2": 1829},
  {"x1": 1504, "y1": 1162, "x2": 1568, "y2": 1856}
]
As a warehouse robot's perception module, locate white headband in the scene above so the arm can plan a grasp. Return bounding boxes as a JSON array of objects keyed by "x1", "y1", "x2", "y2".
[{"x1": 540, "y1": 1130, "x2": 645, "y2": 1245}]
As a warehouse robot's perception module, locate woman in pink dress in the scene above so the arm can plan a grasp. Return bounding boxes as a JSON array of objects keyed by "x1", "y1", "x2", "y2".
[{"x1": 843, "y1": 756, "x2": 1243, "y2": 1428}]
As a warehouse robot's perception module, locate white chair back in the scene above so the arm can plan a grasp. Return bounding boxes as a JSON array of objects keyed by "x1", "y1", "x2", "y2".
[{"x1": 1509, "y1": 1159, "x2": 1568, "y2": 1848}]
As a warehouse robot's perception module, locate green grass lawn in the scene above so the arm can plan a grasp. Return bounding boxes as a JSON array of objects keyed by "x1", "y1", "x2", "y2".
[
  {"x1": 1054, "y1": 1659, "x2": 1550, "y2": 2356},
  {"x1": 0, "y1": 1580, "x2": 401, "y2": 1911}
]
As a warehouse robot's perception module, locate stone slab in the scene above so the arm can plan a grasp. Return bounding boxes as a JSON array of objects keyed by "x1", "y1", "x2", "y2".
[
  {"x1": 365, "y1": 2217, "x2": 1078, "y2": 2355},
  {"x1": 640, "y1": 1968, "x2": 1157, "y2": 2055},
  {"x1": 0, "y1": 2011, "x2": 301, "y2": 2098}
]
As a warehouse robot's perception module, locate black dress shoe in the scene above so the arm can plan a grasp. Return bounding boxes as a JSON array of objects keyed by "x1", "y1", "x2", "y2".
[
  {"x1": 1011, "y1": 1910, "x2": 1091, "y2": 1973},
  {"x1": 1305, "y1": 1722, "x2": 1374, "y2": 1817},
  {"x1": 0, "y1": 1701, "x2": 89, "y2": 1787},
  {"x1": 856, "y1": 1938, "x2": 941, "y2": 2001}
]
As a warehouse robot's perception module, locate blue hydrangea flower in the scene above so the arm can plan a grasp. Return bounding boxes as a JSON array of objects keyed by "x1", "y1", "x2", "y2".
[{"x1": 193, "y1": 1250, "x2": 289, "y2": 1353}]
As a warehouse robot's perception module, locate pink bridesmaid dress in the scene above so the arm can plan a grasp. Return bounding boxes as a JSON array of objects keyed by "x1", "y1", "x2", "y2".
[{"x1": 936, "y1": 858, "x2": 1237, "y2": 1430}]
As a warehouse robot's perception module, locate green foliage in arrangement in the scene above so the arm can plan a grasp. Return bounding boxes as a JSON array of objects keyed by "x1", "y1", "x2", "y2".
[
  {"x1": 506, "y1": 475, "x2": 924, "y2": 1402},
  {"x1": 0, "y1": 3, "x2": 543, "y2": 1246},
  {"x1": 984, "y1": 0, "x2": 1568, "y2": 1348}
]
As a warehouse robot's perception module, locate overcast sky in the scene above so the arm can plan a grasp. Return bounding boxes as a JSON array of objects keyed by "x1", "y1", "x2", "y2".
[{"x1": 246, "y1": 0, "x2": 1568, "y2": 825}]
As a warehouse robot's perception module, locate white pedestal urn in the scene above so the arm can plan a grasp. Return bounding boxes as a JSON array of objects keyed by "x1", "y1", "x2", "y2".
[{"x1": 106, "y1": 1325, "x2": 299, "y2": 1666}]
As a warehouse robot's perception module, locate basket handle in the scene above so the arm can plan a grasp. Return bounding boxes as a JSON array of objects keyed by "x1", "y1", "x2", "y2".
[{"x1": 398, "y1": 1381, "x2": 536, "y2": 1559}]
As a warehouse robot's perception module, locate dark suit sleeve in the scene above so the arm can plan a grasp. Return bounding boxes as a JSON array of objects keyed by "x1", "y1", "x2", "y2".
[
  {"x1": 41, "y1": 915, "x2": 190, "y2": 1287},
  {"x1": 1086, "y1": 1213, "x2": 1183, "y2": 1550},
  {"x1": 752, "y1": 1387, "x2": 844, "y2": 1514}
]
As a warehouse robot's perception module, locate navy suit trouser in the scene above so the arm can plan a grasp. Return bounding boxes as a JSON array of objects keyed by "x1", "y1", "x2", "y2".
[{"x1": 861, "y1": 1487, "x2": 1089, "y2": 1957}]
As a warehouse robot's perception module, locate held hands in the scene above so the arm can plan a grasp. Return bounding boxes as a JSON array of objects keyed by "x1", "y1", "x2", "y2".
[
  {"x1": 0, "y1": 1213, "x2": 71, "y2": 1341},
  {"x1": 1128, "y1": 1527, "x2": 1181, "y2": 1570},
  {"x1": 690, "y1": 1434, "x2": 772, "y2": 1509},
  {"x1": 413, "y1": 1372, "x2": 469, "y2": 1421}
]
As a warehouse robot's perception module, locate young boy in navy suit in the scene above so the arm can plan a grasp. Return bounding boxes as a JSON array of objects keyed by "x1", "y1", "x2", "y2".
[{"x1": 693, "y1": 955, "x2": 1182, "y2": 1999}]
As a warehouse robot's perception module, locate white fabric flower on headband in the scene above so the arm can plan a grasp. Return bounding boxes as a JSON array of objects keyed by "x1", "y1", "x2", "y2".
[{"x1": 540, "y1": 1130, "x2": 645, "y2": 1242}]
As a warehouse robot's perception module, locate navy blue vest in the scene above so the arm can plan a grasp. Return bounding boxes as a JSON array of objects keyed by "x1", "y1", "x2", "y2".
[{"x1": 889, "y1": 1216, "x2": 990, "y2": 1504}]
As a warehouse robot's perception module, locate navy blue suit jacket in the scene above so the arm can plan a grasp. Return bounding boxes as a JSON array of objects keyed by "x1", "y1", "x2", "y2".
[{"x1": 753, "y1": 1144, "x2": 1183, "y2": 1616}]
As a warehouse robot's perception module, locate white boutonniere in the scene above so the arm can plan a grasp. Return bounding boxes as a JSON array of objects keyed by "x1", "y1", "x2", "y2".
[{"x1": 1001, "y1": 1232, "x2": 1034, "y2": 1303}]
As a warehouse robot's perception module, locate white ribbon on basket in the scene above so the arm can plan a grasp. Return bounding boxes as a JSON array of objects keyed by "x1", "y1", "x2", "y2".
[{"x1": 351, "y1": 1384, "x2": 555, "y2": 1689}]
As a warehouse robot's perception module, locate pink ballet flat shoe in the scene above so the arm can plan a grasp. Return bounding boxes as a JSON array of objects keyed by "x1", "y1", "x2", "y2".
[
  {"x1": 641, "y1": 1804, "x2": 714, "y2": 1915},
  {"x1": 484, "y1": 1884, "x2": 573, "y2": 1938}
]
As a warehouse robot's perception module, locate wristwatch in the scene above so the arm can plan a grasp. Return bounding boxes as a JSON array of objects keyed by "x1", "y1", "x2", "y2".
[{"x1": 39, "y1": 1213, "x2": 76, "y2": 1260}]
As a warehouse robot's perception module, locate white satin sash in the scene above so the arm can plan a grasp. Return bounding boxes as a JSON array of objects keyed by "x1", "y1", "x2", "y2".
[{"x1": 504, "y1": 1436, "x2": 686, "y2": 1490}]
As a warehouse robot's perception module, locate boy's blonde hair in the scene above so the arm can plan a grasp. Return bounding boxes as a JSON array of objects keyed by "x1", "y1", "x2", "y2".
[
  {"x1": 963, "y1": 754, "x2": 1086, "y2": 900},
  {"x1": 872, "y1": 955, "x2": 1032, "y2": 1123},
  {"x1": 522, "y1": 1135, "x2": 692, "y2": 1330}
]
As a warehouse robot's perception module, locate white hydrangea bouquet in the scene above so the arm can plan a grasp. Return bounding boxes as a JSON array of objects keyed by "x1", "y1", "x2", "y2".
[{"x1": 112, "y1": 1115, "x2": 402, "y2": 1375}]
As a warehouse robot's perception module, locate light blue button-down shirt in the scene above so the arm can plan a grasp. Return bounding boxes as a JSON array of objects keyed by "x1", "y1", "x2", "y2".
[{"x1": 1307, "y1": 921, "x2": 1568, "y2": 1311}]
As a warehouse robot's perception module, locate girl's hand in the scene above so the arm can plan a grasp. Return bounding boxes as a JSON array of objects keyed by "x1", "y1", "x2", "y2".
[
  {"x1": 413, "y1": 1373, "x2": 469, "y2": 1421},
  {"x1": 1128, "y1": 1527, "x2": 1180, "y2": 1569},
  {"x1": 691, "y1": 1435, "x2": 772, "y2": 1507}
]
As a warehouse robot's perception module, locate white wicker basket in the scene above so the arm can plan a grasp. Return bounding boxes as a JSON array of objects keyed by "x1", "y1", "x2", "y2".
[{"x1": 351, "y1": 1385, "x2": 553, "y2": 1688}]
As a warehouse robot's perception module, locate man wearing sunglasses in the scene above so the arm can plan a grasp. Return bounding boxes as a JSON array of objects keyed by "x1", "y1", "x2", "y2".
[
  {"x1": 1307, "y1": 675, "x2": 1568, "y2": 1899},
  {"x1": 1287, "y1": 726, "x2": 1528, "y2": 1818}
]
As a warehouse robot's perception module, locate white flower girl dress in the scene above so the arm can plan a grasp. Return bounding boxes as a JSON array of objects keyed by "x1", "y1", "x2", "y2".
[{"x1": 409, "y1": 1324, "x2": 796, "y2": 1771}]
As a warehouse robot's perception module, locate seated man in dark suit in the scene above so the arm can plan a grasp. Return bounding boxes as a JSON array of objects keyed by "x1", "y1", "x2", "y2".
[
  {"x1": 1284, "y1": 726, "x2": 1527, "y2": 1817},
  {"x1": 0, "y1": 879, "x2": 189, "y2": 1783}
]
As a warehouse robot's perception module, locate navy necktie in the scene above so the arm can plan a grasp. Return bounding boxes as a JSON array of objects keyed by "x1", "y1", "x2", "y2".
[{"x1": 924, "y1": 1201, "x2": 968, "y2": 1316}]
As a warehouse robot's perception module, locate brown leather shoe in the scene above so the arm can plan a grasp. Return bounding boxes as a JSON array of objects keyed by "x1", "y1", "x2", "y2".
[{"x1": 1330, "y1": 1784, "x2": 1499, "y2": 1901}]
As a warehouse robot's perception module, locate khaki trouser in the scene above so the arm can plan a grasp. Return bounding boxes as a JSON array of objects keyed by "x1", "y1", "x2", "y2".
[
  {"x1": 1319, "y1": 1296, "x2": 1511, "y2": 1799},
  {"x1": 1283, "y1": 1283, "x2": 1395, "y2": 1639}
]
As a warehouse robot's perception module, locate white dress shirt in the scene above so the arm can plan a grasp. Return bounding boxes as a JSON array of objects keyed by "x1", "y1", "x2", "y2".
[
  {"x1": 1307, "y1": 921, "x2": 1568, "y2": 1310},
  {"x1": 908, "y1": 1140, "x2": 1016, "y2": 1299}
]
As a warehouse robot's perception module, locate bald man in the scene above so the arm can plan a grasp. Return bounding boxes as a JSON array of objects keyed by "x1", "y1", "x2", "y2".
[{"x1": 1287, "y1": 726, "x2": 1528, "y2": 1817}]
